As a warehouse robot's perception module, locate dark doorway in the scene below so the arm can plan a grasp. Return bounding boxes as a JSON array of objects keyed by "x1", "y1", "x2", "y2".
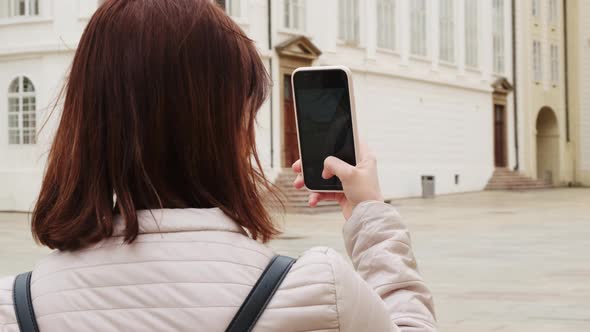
[
  {"x1": 283, "y1": 74, "x2": 299, "y2": 167},
  {"x1": 494, "y1": 104, "x2": 507, "y2": 167},
  {"x1": 276, "y1": 36, "x2": 322, "y2": 169}
]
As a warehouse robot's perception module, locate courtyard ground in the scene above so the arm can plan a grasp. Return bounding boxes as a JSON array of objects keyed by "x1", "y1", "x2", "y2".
[{"x1": 1, "y1": 188, "x2": 589, "y2": 331}]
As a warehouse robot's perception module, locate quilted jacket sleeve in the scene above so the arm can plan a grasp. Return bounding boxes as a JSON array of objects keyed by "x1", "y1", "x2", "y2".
[
  {"x1": 0, "y1": 275, "x2": 18, "y2": 332},
  {"x1": 338, "y1": 201, "x2": 437, "y2": 332}
]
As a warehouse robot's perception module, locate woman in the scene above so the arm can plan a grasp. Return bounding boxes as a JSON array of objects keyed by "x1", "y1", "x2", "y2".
[{"x1": 0, "y1": 0, "x2": 436, "y2": 331}]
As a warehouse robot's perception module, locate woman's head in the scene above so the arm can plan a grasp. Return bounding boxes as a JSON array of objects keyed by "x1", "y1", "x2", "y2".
[{"x1": 32, "y1": 0, "x2": 279, "y2": 250}]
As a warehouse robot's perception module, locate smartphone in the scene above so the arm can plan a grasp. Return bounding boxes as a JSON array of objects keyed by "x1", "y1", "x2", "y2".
[{"x1": 291, "y1": 65, "x2": 359, "y2": 192}]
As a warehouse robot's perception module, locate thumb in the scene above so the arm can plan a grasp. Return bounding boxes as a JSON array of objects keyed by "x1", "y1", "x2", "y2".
[{"x1": 322, "y1": 156, "x2": 354, "y2": 181}]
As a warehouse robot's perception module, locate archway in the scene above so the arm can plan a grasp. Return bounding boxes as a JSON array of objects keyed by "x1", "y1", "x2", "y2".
[{"x1": 535, "y1": 107, "x2": 559, "y2": 184}]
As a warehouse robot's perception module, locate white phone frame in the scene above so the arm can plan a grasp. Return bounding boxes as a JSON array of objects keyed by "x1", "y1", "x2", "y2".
[{"x1": 290, "y1": 65, "x2": 360, "y2": 193}]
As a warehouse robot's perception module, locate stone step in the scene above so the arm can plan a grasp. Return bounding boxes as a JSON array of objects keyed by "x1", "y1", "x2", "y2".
[
  {"x1": 277, "y1": 188, "x2": 311, "y2": 194},
  {"x1": 277, "y1": 192, "x2": 314, "y2": 199},
  {"x1": 488, "y1": 184, "x2": 546, "y2": 187},
  {"x1": 273, "y1": 170, "x2": 339, "y2": 214},
  {"x1": 487, "y1": 180, "x2": 547, "y2": 185},
  {"x1": 487, "y1": 184, "x2": 549, "y2": 188},
  {"x1": 486, "y1": 182, "x2": 549, "y2": 187},
  {"x1": 488, "y1": 180, "x2": 549, "y2": 185},
  {"x1": 486, "y1": 183, "x2": 551, "y2": 189},
  {"x1": 491, "y1": 173, "x2": 519, "y2": 176},
  {"x1": 279, "y1": 205, "x2": 341, "y2": 214},
  {"x1": 485, "y1": 168, "x2": 552, "y2": 191},
  {"x1": 486, "y1": 186, "x2": 551, "y2": 190},
  {"x1": 488, "y1": 174, "x2": 537, "y2": 178},
  {"x1": 488, "y1": 183, "x2": 548, "y2": 187},
  {"x1": 487, "y1": 177, "x2": 547, "y2": 182},
  {"x1": 492, "y1": 175, "x2": 542, "y2": 181},
  {"x1": 266, "y1": 203, "x2": 340, "y2": 214}
]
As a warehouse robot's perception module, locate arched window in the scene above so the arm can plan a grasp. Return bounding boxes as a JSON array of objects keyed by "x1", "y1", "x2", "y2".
[{"x1": 7, "y1": 76, "x2": 36, "y2": 145}]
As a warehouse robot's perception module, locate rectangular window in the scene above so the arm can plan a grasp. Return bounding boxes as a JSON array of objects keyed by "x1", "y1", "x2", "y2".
[
  {"x1": 284, "y1": 0, "x2": 305, "y2": 30},
  {"x1": 465, "y1": 1, "x2": 478, "y2": 67},
  {"x1": 8, "y1": 129, "x2": 20, "y2": 144},
  {"x1": 339, "y1": 0, "x2": 360, "y2": 44},
  {"x1": 533, "y1": 40, "x2": 542, "y2": 82},
  {"x1": 550, "y1": 44, "x2": 558, "y2": 85},
  {"x1": 377, "y1": 0, "x2": 396, "y2": 50},
  {"x1": 410, "y1": 0, "x2": 427, "y2": 56},
  {"x1": 7, "y1": 97, "x2": 19, "y2": 144},
  {"x1": 548, "y1": 0, "x2": 558, "y2": 25},
  {"x1": 226, "y1": 0, "x2": 241, "y2": 17},
  {"x1": 21, "y1": 96, "x2": 36, "y2": 144},
  {"x1": 532, "y1": 0, "x2": 540, "y2": 18},
  {"x1": 0, "y1": 0, "x2": 39, "y2": 18},
  {"x1": 439, "y1": 0, "x2": 454, "y2": 62},
  {"x1": 492, "y1": 0, "x2": 505, "y2": 73},
  {"x1": 23, "y1": 129, "x2": 35, "y2": 144}
]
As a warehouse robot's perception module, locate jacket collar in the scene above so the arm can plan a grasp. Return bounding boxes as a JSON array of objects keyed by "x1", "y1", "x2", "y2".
[{"x1": 112, "y1": 208, "x2": 247, "y2": 237}]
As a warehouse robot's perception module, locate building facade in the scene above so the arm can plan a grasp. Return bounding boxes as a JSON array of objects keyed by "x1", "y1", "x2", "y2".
[
  {"x1": 513, "y1": 0, "x2": 590, "y2": 187},
  {"x1": 258, "y1": 0, "x2": 516, "y2": 203},
  {"x1": 0, "y1": 0, "x2": 99, "y2": 211},
  {"x1": 565, "y1": 0, "x2": 590, "y2": 185},
  {"x1": 5, "y1": 0, "x2": 584, "y2": 212},
  {"x1": 514, "y1": 0, "x2": 568, "y2": 185}
]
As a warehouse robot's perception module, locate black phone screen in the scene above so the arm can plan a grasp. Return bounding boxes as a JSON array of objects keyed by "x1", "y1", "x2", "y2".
[{"x1": 293, "y1": 69, "x2": 356, "y2": 191}]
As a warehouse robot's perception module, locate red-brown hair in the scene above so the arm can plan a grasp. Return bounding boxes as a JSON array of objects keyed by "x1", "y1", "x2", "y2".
[{"x1": 32, "y1": 0, "x2": 280, "y2": 251}]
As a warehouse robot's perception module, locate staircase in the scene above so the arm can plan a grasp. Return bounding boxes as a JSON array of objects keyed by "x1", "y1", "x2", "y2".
[
  {"x1": 485, "y1": 168, "x2": 552, "y2": 190},
  {"x1": 272, "y1": 170, "x2": 340, "y2": 214}
]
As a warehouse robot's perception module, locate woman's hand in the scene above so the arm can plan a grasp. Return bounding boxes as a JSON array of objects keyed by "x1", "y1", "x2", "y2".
[{"x1": 292, "y1": 143, "x2": 383, "y2": 219}]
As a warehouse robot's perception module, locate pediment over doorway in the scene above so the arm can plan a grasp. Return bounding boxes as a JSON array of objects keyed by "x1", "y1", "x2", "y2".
[
  {"x1": 275, "y1": 35, "x2": 322, "y2": 61},
  {"x1": 491, "y1": 77, "x2": 514, "y2": 94}
]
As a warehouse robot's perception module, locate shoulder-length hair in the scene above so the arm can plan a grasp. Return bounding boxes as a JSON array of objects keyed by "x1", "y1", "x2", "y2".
[{"x1": 32, "y1": 0, "x2": 280, "y2": 251}]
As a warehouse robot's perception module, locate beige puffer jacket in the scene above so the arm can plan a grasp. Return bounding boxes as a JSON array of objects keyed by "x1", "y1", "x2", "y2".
[{"x1": 0, "y1": 201, "x2": 436, "y2": 331}]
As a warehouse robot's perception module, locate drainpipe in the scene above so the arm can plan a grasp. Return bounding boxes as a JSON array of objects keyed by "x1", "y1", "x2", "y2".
[
  {"x1": 562, "y1": 0, "x2": 570, "y2": 142},
  {"x1": 511, "y1": 0, "x2": 520, "y2": 171},
  {"x1": 268, "y1": 0, "x2": 274, "y2": 168}
]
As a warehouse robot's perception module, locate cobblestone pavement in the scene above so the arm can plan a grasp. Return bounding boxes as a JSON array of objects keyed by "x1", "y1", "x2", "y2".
[{"x1": 2, "y1": 188, "x2": 589, "y2": 331}]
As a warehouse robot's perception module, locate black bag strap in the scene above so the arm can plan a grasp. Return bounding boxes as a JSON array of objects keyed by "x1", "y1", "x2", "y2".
[
  {"x1": 13, "y1": 272, "x2": 39, "y2": 332},
  {"x1": 225, "y1": 255, "x2": 296, "y2": 332},
  {"x1": 12, "y1": 255, "x2": 295, "y2": 332}
]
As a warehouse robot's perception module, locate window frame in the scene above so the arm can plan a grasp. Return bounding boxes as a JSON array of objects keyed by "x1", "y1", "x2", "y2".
[
  {"x1": 550, "y1": 43, "x2": 559, "y2": 86},
  {"x1": 338, "y1": 0, "x2": 360, "y2": 45},
  {"x1": 0, "y1": 0, "x2": 39, "y2": 19},
  {"x1": 532, "y1": 40, "x2": 542, "y2": 83},
  {"x1": 492, "y1": 0, "x2": 505, "y2": 74},
  {"x1": 221, "y1": 0, "x2": 247, "y2": 19},
  {"x1": 376, "y1": 0, "x2": 396, "y2": 51},
  {"x1": 227, "y1": 0, "x2": 240, "y2": 17},
  {"x1": 531, "y1": 0, "x2": 541, "y2": 19},
  {"x1": 7, "y1": 76, "x2": 37, "y2": 145},
  {"x1": 548, "y1": 0, "x2": 558, "y2": 26},
  {"x1": 464, "y1": 0, "x2": 479, "y2": 69},
  {"x1": 282, "y1": 0, "x2": 305, "y2": 32},
  {"x1": 438, "y1": 0, "x2": 455, "y2": 63},
  {"x1": 410, "y1": 0, "x2": 428, "y2": 57}
]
